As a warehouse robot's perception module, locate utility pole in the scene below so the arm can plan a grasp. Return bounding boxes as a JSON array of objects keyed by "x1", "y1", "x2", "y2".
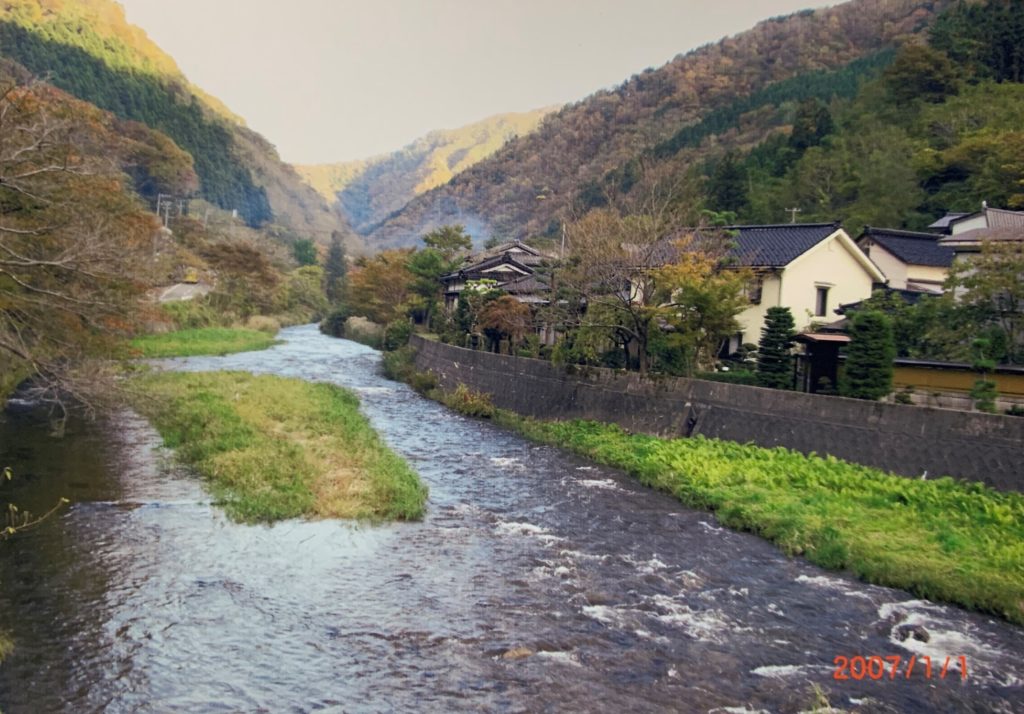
[{"x1": 785, "y1": 207, "x2": 802, "y2": 224}]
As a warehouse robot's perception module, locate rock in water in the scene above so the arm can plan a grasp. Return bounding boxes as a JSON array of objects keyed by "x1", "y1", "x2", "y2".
[{"x1": 895, "y1": 624, "x2": 930, "y2": 643}]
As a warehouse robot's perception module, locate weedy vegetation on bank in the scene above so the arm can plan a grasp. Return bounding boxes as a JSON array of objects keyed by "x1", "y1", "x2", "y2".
[
  {"x1": 504, "y1": 416, "x2": 1024, "y2": 625},
  {"x1": 132, "y1": 371, "x2": 426, "y2": 522},
  {"x1": 389, "y1": 353, "x2": 1024, "y2": 625},
  {"x1": 130, "y1": 328, "x2": 280, "y2": 358}
]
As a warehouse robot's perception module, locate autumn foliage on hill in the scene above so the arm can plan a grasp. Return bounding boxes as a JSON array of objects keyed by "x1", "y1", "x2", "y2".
[
  {"x1": 367, "y1": 0, "x2": 953, "y2": 248},
  {"x1": 0, "y1": 0, "x2": 355, "y2": 244}
]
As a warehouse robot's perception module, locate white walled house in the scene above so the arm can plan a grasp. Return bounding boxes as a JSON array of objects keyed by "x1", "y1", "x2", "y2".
[
  {"x1": 726, "y1": 223, "x2": 886, "y2": 349},
  {"x1": 856, "y1": 227, "x2": 953, "y2": 293}
]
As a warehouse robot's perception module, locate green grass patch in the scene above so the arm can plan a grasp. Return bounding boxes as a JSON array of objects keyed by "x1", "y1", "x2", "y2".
[
  {"x1": 131, "y1": 371, "x2": 426, "y2": 522},
  {"x1": 486, "y1": 413, "x2": 1024, "y2": 625},
  {"x1": 130, "y1": 328, "x2": 279, "y2": 358}
]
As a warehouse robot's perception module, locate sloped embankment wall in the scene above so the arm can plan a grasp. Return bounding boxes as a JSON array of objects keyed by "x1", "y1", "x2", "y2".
[{"x1": 410, "y1": 336, "x2": 1024, "y2": 492}]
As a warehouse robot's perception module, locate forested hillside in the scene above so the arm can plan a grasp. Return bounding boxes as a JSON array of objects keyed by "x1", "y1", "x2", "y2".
[
  {"x1": 366, "y1": 0, "x2": 954, "y2": 248},
  {"x1": 0, "y1": 0, "x2": 355, "y2": 245},
  {"x1": 687, "y1": 0, "x2": 1024, "y2": 236},
  {"x1": 297, "y1": 108, "x2": 554, "y2": 234}
]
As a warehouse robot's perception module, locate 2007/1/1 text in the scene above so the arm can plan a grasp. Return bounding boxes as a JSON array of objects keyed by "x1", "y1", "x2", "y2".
[{"x1": 833, "y1": 655, "x2": 968, "y2": 681}]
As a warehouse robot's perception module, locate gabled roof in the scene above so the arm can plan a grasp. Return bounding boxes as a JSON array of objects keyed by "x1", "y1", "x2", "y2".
[
  {"x1": 729, "y1": 222, "x2": 842, "y2": 267},
  {"x1": 947, "y1": 206, "x2": 1024, "y2": 231},
  {"x1": 441, "y1": 252, "x2": 534, "y2": 282},
  {"x1": 653, "y1": 222, "x2": 882, "y2": 280},
  {"x1": 476, "y1": 240, "x2": 541, "y2": 258},
  {"x1": 466, "y1": 240, "x2": 549, "y2": 267},
  {"x1": 860, "y1": 227, "x2": 953, "y2": 268}
]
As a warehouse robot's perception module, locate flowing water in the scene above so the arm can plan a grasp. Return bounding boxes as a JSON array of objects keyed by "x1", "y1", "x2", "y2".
[{"x1": 0, "y1": 324, "x2": 1021, "y2": 713}]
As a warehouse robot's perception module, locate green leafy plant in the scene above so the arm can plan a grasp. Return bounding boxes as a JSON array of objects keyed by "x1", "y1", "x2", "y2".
[
  {"x1": 441, "y1": 384, "x2": 496, "y2": 419},
  {"x1": 382, "y1": 320, "x2": 414, "y2": 352},
  {"x1": 894, "y1": 385, "x2": 915, "y2": 405}
]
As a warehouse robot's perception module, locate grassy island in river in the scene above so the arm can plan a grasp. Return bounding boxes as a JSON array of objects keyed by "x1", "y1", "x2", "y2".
[{"x1": 133, "y1": 371, "x2": 426, "y2": 522}]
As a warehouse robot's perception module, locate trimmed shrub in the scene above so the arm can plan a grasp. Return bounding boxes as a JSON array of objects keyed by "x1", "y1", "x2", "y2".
[
  {"x1": 841, "y1": 310, "x2": 895, "y2": 400},
  {"x1": 757, "y1": 306, "x2": 796, "y2": 389}
]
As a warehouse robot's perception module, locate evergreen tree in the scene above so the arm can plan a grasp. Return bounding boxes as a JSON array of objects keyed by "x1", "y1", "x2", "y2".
[
  {"x1": 707, "y1": 151, "x2": 748, "y2": 213},
  {"x1": 292, "y1": 238, "x2": 318, "y2": 267},
  {"x1": 841, "y1": 310, "x2": 895, "y2": 400},
  {"x1": 757, "y1": 306, "x2": 796, "y2": 389},
  {"x1": 423, "y1": 224, "x2": 472, "y2": 259},
  {"x1": 789, "y1": 98, "x2": 834, "y2": 151},
  {"x1": 882, "y1": 45, "x2": 959, "y2": 105},
  {"x1": 324, "y1": 232, "x2": 347, "y2": 304}
]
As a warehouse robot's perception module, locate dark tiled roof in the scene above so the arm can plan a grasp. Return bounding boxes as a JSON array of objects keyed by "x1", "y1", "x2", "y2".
[
  {"x1": 728, "y1": 223, "x2": 841, "y2": 267},
  {"x1": 500, "y1": 274, "x2": 549, "y2": 295},
  {"x1": 464, "y1": 240, "x2": 551, "y2": 267},
  {"x1": 441, "y1": 253, "x2": 533, "y2": 282},
  {"x1": 861, "y1": 227, "x2": 953, "y2": 268}
]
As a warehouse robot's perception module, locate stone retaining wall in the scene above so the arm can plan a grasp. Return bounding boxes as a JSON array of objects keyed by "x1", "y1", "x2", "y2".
[{"x1": 410, "y1": 335, "x2": 1024, "y2": 492}]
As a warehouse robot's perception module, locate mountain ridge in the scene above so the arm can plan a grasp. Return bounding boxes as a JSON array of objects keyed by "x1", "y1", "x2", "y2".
[
  {"x1": 363, "y1": 0, "x2": 952, "y2": 249},
  {"x1": 0, "y1": 0, "x2": 358, "y2": 247},
  {"x1": 296, "y1": 107, "x2": 556, "y2": 235}
]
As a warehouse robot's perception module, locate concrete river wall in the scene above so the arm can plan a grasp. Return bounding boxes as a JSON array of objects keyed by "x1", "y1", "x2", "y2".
[{"x1": 411, "y1": 335, "x2": 1024, "y2": 492}]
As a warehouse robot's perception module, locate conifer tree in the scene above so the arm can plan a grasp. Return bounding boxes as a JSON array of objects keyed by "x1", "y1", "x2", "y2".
[
  {"x1": 841, "y1": 310, "x2": 895, "y2": 400},
  {"x1": 707, "y1": 151, "x2": 748, "y2": 214},
  {"x1": 324, "y1": 232, "x2": 347, "y2": 304},
  {"x1": 757, "y1": 306, "x2": 796, "y2": 389}
]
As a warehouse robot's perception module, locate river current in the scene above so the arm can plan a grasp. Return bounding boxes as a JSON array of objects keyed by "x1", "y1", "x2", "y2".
[{"x1": 0, "y1": 324, "x2": 1021, "y2": 712}]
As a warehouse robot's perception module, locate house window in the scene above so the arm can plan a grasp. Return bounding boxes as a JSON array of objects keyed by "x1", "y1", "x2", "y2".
[{"x1": 815, "y1": 286, "x2": 830, "y2": 317}]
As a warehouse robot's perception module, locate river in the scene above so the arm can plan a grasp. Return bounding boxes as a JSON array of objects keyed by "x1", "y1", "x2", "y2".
[{"x1": 0, "y1": 324, "x2": 1021, "y2": 712}]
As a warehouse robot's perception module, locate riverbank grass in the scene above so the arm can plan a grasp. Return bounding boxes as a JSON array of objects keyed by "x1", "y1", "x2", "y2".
[
  {"x1": 496, "y1": 415, "x2": 1024, "y2": 625},
  {"x1": 132, "y1": 371, "x2": 426, "y2": 522},
  {"x1": 130, "y1": 328, "x2": 279, "y2": 358}
]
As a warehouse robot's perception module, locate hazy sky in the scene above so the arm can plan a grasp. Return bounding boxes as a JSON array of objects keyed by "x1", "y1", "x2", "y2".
[{"x1": 118, "y1": 0, "x2": 834, "y2": 165}]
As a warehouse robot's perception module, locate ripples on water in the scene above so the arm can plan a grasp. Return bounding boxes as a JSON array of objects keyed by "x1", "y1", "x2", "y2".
[{"x1": 0, "y1": 324, "x2": 1021, "y2": 712}]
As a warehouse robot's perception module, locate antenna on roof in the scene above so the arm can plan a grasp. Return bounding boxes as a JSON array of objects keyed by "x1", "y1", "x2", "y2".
[{"x1": 785, "y1": 207, "x2": 802, "y2": 224}]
